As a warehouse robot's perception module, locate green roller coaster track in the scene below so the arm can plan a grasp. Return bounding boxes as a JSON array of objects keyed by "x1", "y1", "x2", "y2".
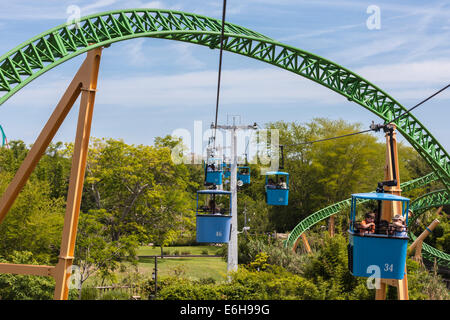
[
  {"x1": 0, "y1": 8, "x2": 448, "y2": 264},
  {"x1": 0, "y1": 9, "x2": 449, "y2": 193}
]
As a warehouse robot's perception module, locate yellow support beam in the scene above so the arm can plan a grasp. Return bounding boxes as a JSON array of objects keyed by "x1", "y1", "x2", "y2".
[{"x1": 0, "y1": 48, "x2": 102, "y2": 301}]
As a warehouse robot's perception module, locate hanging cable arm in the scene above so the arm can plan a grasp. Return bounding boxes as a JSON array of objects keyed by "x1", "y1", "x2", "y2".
[{"x1": 213, "y1": 0, "x2": 227, "y2": 147}]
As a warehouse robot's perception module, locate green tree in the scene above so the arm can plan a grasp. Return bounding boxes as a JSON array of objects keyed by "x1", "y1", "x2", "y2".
[
  {"x1": 302, "y1": 232, "x2": 372, "y2": 300},
  {"x1": 74, "y1": 209, "x2": 139, "y2": 298},
  {"x1": 81, "y1": 137, "x2": 196, "y2": 245},
  {"x1": 0, "y1": 171, "x2": 64, "y2": 263}
]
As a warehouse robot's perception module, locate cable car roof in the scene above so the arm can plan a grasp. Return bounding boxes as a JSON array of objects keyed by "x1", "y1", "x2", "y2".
[
  {"x1": 197, "y1": 190, "x2": 232, "y2": 195},
  {"x1": 351, "y1": 192, "x2": 410, "y2": 201},
  {"x1": 264, "y1": 171, "x2": 289, "y2": 176}
]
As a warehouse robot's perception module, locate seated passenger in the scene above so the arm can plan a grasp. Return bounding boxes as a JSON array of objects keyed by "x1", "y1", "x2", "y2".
[
  {"x1": 377, "y1": 220, "x2": 390, "y2": 235},
  {"x1": 359, "y1": 212, "x2": 376, "y2": 235},
  {"x1": 391, "y1": 214, "x2": 407, "y2": 237},
  {"x1": 208, "y1": 199, "x2": 221, "y2": 215},
  {"x1": 266, "y1": 178, "x2": 276, "y2": 189},
  {"x1": 207, "y1": 164, "x2": 215, "y2": 172},
  {"x1": 278, "y1": 177, "x2": 287, "y2": 189}
]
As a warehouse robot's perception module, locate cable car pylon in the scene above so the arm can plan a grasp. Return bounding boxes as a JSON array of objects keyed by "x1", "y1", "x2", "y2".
[
  {"x1": 376, "y1": 123, "x2": 409, "y2": 300},
  {"x1": 211, "y1": 120, "x2": 257, "y2": 276},
  {"x1": 349, "y1": 123, "x2": 410, "y2": 300}
]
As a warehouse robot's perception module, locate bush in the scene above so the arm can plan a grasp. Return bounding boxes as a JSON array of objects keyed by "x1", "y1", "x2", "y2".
[
  {"x1": 406, "y1": 259, "x2": 450, "y2": 300},
  {"x1": 80, "y1": 287, "x2": 99, "y2": 300},
  {"x1": 99, "y1": 290, "x2": 131, "y2": 300},
  {"x1": 154, "y1": 264, "x2": 321, "y2": 300},
  {"x1": 201, "y1": 249, "x2": 209, "y2": 255}
]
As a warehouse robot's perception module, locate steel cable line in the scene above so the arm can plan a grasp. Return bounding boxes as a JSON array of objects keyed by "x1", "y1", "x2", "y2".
[
  {"x1": 212, "y1": 0, "x2": 227, "y2": 149},
  {"x1": 284, "y1": 82, "x2": 450, "y2": 147},
  {"x1": 284, "y1": 128, "x2": 374, "y2": 147},
  {"x1": 387, "y1": 82, "x2": 450, "y2": 125}
]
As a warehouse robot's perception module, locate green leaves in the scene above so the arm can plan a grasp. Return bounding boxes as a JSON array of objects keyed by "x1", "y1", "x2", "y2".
[
  {"x1": 81, "y1": 137, "x2": 195, "y2": 244},
  {"x1": 0, "y1": 168, "x2": 64, "y2": 263},
  {"x1": 0, "y1": 251, "x2": 55, "y2": 300}
]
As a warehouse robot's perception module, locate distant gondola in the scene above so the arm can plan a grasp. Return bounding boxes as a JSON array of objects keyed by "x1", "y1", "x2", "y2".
[
  {"x1": 196, "y1": 190, "x2": 232, "y2": 243},
  {"x1": 264, "y1": 171, "x2": 289, "y2": 205}
]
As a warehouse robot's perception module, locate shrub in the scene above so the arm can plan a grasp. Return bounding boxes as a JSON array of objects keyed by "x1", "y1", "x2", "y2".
[
  {"x1": 154, "y1": 265, "x2": 321, "y2": 300},
  {"x1": 80, "y1": 287, "x2": 99, "y2": 300},
  {"x1": 406, "y1": 259, "x2": 450, "y2": 300},
  {"x1": 99, "y1": 290, "x2": 131, "y2": 300}
]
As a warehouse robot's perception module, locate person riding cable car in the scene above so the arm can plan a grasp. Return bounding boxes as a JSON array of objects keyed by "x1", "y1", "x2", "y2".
[
  {"x1": 264, "y1": 171, "x2": 289, "y2": 205},
  {"x1": 204, "y1": 157, "x2": 223, "y2": 185},
  {"x1": 196, "y1": 190, "x2": 232, "y2": 243},
  {"x1": 237, "y1": 166, "x2": 251, "y2": 185}
]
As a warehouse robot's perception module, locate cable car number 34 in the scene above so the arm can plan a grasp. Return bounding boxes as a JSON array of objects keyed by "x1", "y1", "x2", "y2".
[{"x1": 384, "y1": 263, "x2": 394, "y2": 272}]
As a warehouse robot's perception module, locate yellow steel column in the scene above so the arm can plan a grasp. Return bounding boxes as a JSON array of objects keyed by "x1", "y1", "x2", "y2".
[
  {"x1": 329, "y1": 215, "x2": 335, "y2": 237},
  {"x1": 53, "y1": 48, "x2": 102, "y2": 300},
  {"x1": 376, "y1": 125, "x2": 408, "y2": 300}
]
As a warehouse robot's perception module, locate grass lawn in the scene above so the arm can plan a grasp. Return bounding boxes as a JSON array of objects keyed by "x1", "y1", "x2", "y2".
[
  {"x1": 137, "y1": 245, "x2": 223, "y2": 256},
  {"x1": 136, "y1": 245, "x2": 227, "y2": 282},
  {"x1": 137, "y1": 256, "x2": 228, "y2": 282}
]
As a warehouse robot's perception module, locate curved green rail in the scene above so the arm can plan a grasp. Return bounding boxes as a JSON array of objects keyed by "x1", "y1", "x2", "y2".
[{"x1": 0, "y1": 9, "x2": 448, "y2": 192}]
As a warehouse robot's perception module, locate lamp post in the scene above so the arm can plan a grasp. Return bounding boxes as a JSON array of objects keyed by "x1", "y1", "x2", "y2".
[{"x1": 151, "y1": 256, "x2": 158, "y2": 299}]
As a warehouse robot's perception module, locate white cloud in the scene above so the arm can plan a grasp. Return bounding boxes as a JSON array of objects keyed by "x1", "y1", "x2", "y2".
[
  {"x1": 3, "y1": 67, "x2": 343, "y2": 110},
  {"x1": 354, "y1": 59, "x2": 450, "y2": 102},
  {"x1": 7, "y1": 58, "x2": 450, "y2": 112},
  {"x1": 355, "y1": 59, "x2": 450, "y2": 86},
  {"x1": 93, "y1": 68, "x2": 344, "y2": 107},
  {"x1": 171, "y1": 43, "x2": 206, "y2": 69}
]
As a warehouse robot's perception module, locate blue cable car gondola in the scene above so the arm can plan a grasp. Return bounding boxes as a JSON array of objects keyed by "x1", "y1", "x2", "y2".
[
  {"x1": 264, "y1": 171, "x2": 289, "y2": 205},
  {"x1": 237, "y1": 166, "x2": 251, "y2": 185},
  {"x1": 204, "y1": 158, "x2": 223, "y2": 185},
  {"x1": 348, "y1": 192, "x2": 410, "y2": 280},
  {"x1": 196, "y1": 190, "x2": 232, "y2": 243}
]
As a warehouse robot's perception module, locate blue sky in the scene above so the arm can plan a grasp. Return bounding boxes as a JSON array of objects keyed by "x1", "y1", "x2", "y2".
[{"x1": 0, "y1": 0, "x2": 449, "y2": 155}]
